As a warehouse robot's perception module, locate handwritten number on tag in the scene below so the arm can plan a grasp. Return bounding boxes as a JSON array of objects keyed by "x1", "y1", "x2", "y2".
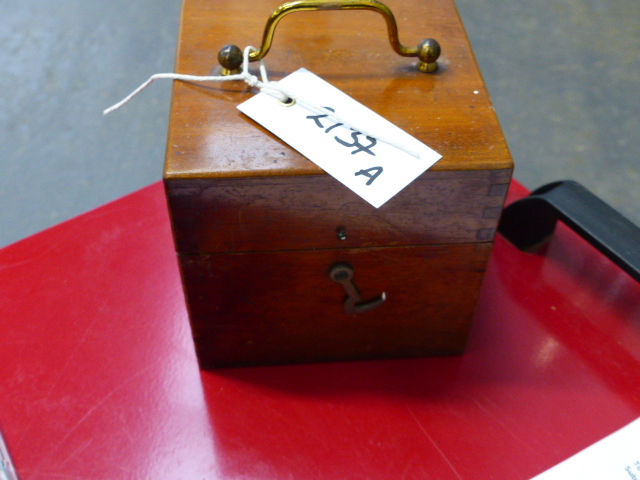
[
  {"x1": 307, "y1": 108, "x2": 341, "y2": 130},
  {"x1": 306, "y1": 107, "x2": 377, "y2": 156},
  {"x1": 307, "y1": 106, "x2": 382, "y2": 185},
  {"x1": 335, "y1": 132, "x2": 377, "y2": 156},
  {"x1": 238, "y1": 69, "x2": 442, "y2": 207}
]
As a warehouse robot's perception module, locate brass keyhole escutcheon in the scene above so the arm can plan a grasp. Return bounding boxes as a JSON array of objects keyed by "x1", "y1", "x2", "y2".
[{"x1": 329, "y1": 263, "x2": 386, "y2": 314}]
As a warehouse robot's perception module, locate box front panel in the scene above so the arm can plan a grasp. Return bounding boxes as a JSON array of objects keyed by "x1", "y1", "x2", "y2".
[
  {"x1": 179, "y1": 242, "x2": 492, "y2": 368},
  {"x1": 165, "y1": 168, "x2": 511, "y2": 254}
]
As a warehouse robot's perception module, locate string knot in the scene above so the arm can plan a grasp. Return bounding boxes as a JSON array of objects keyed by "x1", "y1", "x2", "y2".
[{"x1": 244, "y1": 74, "x2": 259, "y2": 88}]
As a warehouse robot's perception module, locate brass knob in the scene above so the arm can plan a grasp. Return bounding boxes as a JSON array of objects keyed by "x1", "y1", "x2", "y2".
[
  {"x1": 417, "y1": 38, "x2": 441, "y2": 73},
  {"x1": 218, "y1": 44, "x2": 243, "y2": 75}
]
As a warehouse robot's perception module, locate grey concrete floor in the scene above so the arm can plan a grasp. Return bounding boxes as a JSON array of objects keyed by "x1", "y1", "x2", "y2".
[{"x1": 1, "y1": 0, "x2": 638, "y2": 248}]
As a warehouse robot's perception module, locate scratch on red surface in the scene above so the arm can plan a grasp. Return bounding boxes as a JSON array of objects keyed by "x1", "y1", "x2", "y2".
[
  {"x1": 13, "y1": 317, "x2": 104, "y2": 451},
  {"x1": 60, "y1": 364, "x2": 153, "y2": 440},
  {"x1": 0, "y1": 257, "x2": 39, "y2": 271},
  {"x1": 57, "y1": 437, "x2": 94, "y2": 469},
  {"x1": 405, "y1": 403, "x2": 464, "y2": 480},
  {"x1": 471, "y1": 397, "x2": 543, "y2": 460},
  {"x1": 31, "y1": 364, "x2": 154, "y2": 475}
]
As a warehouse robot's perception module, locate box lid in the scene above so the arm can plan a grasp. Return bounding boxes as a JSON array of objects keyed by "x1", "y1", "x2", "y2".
[{"x1": 164, "y1": 0, "x2": 513, "y2": 180}]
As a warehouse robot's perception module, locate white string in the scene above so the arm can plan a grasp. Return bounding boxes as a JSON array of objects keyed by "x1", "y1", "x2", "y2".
[
  {"x1": 103, "y1": 46, "x2": 282, "y2": 114},
  {"x1": 103, "y1": 46, "x2": 421, "y2": 159}
]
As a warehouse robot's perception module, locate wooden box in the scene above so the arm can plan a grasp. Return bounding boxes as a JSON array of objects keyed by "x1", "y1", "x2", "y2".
[{"x1": 164, "y1": 0, "x2": 513, "y2": 368}]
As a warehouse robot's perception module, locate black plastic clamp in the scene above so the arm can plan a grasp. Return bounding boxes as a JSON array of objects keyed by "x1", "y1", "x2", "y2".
[{"x1": 498, "y1": 180, "x2": 640, "y2": 283}]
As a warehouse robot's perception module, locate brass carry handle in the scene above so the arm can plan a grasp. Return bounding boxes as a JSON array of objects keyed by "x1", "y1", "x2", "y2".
[{"x1": 218, "y1": 0, "x2": 441, "y2": 74}]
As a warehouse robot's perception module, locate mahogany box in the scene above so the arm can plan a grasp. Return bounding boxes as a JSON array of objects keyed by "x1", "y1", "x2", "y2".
[{"x1": 164, "y1": 0, "x2": 513, "y2": 368}]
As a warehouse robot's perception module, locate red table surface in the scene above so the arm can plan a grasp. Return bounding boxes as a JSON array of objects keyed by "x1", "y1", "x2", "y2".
[{"x1": 1, "y1": 180, "x2": 639, "y2": 480}]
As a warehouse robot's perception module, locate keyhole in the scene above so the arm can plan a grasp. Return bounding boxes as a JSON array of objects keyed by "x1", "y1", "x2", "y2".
[{"x1": 329, "y1": 263, "x2": 386, "y2": 314}]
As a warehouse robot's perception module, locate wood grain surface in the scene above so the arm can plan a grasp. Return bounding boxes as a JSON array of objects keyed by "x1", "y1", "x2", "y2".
[
  {"x1": 166, "y1": 168, "x2": 511, "y2": 254},
  {"x1": 164, "y1": 0, "x2": 513, "y2": 179},
  {"x1": 180, "y1": 242, "x2": 492, "y2": 367}
]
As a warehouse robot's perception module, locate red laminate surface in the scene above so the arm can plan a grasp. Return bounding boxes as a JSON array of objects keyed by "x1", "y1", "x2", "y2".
[{"x1": 1, "y1": 181, "x2": 639, "y2": 479}]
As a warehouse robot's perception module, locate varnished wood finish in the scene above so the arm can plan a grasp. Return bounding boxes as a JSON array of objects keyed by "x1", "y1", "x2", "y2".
[
  {"x1": 180, "y1": 243, "x2": 492, "y2": 368},
  {"x1": 164, "y1": 0, "x2": 514, "y2": 367},
  {"x1": 167, "y1": 169, "x2": 510, "y2": 254},
  {"x1": 164, "y1": 0, "x2": 513, "y2": 180}
]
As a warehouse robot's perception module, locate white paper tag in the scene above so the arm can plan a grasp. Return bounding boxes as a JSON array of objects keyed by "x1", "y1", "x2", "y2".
[
  {"x1": 237, "y1": 68, "x2": 441, "y2": 208},
  {"x1": 530, "y1": 417, "x2": 640, "y2": 480}
]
